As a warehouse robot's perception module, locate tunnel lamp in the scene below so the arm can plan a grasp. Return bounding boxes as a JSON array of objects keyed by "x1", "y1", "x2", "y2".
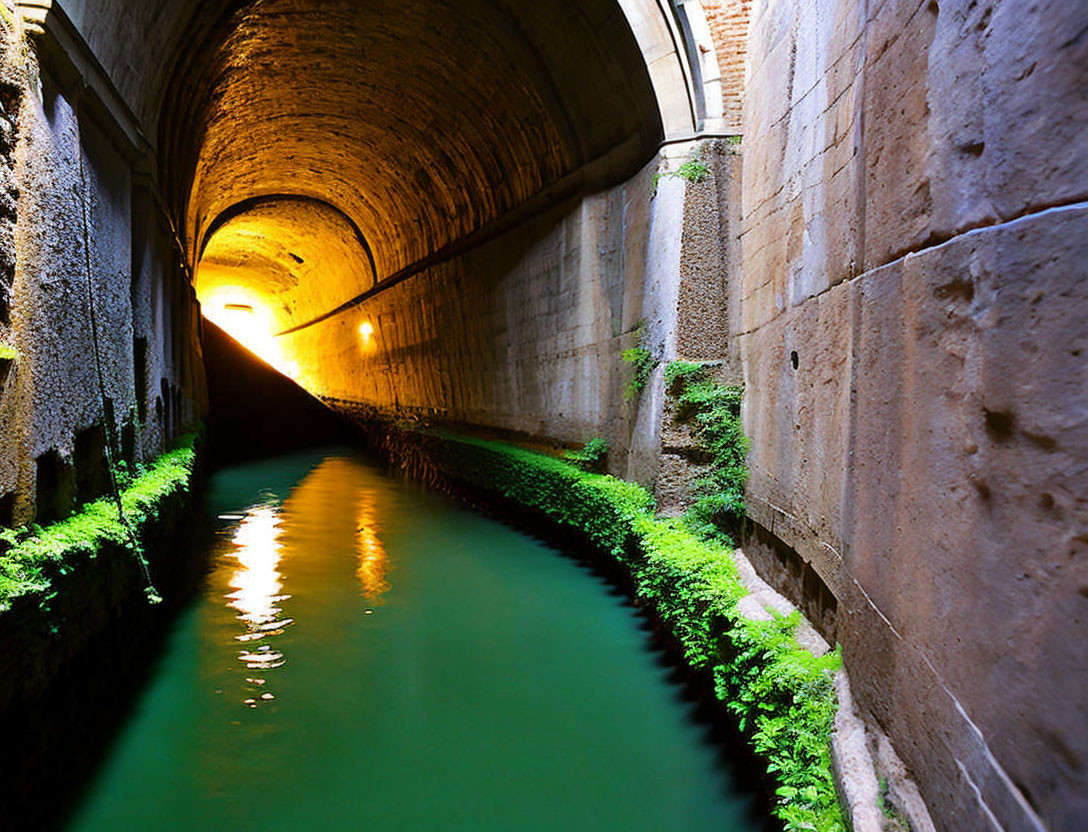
[
  {"x1": 358, "y1": 320, "x2": 375, "y2": 348},
  {"x1": 224, "y1": 303, "x2": 254, "y2": 313}
]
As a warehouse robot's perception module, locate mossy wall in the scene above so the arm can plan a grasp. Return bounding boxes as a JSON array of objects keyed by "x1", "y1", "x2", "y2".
[{"x1": 0, "y1": 430, "x2": 202, "y2": 710}]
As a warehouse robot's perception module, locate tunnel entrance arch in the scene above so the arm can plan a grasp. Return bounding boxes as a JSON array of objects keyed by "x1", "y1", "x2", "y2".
[{"x1": 120, "y1": 0, "x2": 718, "y2": 392}]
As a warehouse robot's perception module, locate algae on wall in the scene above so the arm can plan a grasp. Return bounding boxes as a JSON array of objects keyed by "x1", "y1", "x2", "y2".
[{"x1": 0, "y1": 429, "x2": 201, "y2": 611}]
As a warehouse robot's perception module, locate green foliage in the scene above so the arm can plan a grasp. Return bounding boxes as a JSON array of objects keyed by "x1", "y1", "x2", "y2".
[
  {"x1": 877, "y1": 777, "x2": 910, "y2": 830},
  {"x1": 675, "y1": 157, "x2": 710, "y2": 183},
  {"x1": 110, "y1": 458, "x2": 146, "y2": 490},
  {"x1": 0, "y1": 341, "x2": 16, "y2": 361},
  {"x1": 665, "y1": 361, "x2": 749, "y2": 545},
  {"x1": 664, "y1": 360, "x2": 705, "y2": 389},
  {"x1": 563, "y1": 436, "x2": 609, "y2": 474},
  {"x1": 621, "y1": 320, "x2": 656, "y2": 401},
  {"x1": 651, "y1": 153, "x2": 711, "y2": 197},
  {"x1": 0, "y1": 431, "x2": 200, "y2": 613},
  {"x1": 413, "y1": 427, "x2": 845, "y2": 831},
  {"x1": 716, "y1": 611, "x2": 843, "y2": 831},
  {"x1": 621, "y1": 346, "x2": 654, "y2": 399}
]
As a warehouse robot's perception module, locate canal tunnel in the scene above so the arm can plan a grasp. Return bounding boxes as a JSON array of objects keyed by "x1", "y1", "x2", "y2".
[
  {"x1": 148, "y1": 0, "x2": 702, "y2": 466},
  {"x1": 0, "y1": 2, "x2": 1085, "y2": 831},
  {"x1": 145, "y1": 0, "x2": 680, "y2": 461}
]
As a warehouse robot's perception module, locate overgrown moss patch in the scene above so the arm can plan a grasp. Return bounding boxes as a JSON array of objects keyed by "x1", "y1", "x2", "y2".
[
  {"x1": 401, "y1": 427, "x2": 845, "y2": 831},
  {"x1": 0, "y1": 431, "x2": 201, "y2": 612},
  {"x1": 563, "y1": 436, "x2": 609, "y2": 473},
  {"x1": 664, "y1": 361, "x2": 749, "y2": 544}
]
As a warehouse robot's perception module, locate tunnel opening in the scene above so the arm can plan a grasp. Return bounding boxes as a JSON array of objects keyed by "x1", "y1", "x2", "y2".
[
  {"x1": 153, "y1": 0, "x2": 665, "y2": 433},
  {"x1": 0, "y1": 0, "x2": 1081, "y2": 829},
  {"x1": 0, "y1": 2, "x2": 821, "y2": 830}
]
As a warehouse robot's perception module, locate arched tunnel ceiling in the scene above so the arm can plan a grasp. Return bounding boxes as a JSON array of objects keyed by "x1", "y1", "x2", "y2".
[
  {"x1": 195, "y1": 196, "x2": 377, "y2": 330},
  {"x1": 142, "y1": 0, "x2": 664, "y2": 335}
]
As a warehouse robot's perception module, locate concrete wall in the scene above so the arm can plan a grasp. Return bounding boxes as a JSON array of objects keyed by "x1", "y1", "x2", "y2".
[
  {"x1": 738, "y1": 1, "x2": 1087, "y2": 829},
  {"x1": 1, "y1": 0, "x2": 1083, "y2": 828},
  {"x1": 283, "y1": 158, "x2": 668, "y2": 480},
  {"x1": 0, "y1": 10, "x2": 205, "y2": 527}
]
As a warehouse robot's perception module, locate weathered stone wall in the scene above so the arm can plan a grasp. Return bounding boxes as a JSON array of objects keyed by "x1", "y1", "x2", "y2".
[
  {"x1": 0, "y1": 12, "x2": 206, "y2": 527},
  {"x1": 1, "y1": 1, "x2": 1082, "y2": 827},
  {"x1": 283, "y1": 159, "x2": 666, "y2": 480},
  {"x1": 738, "y1": 1, "x2": 1088, "y2": 829}
]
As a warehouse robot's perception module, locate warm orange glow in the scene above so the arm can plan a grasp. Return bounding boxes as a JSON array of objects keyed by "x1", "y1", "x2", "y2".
[
  {"x1": 355, "y1": 492, "x2": 390, "y2": 600},
  {"x1": 201, "y1": 288, "x2": 301, "y2": 379},
  {"x1": 357, "y1": 319, "x2": 376, "y2": 352}
]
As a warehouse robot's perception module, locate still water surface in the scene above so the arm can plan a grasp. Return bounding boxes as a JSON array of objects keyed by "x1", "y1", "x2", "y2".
[{"x1": 66, "y1": 448, "x2": 759, "y2": 831}]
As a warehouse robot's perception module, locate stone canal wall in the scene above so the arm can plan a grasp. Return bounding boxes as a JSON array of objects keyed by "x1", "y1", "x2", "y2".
[
  {"x1": 0, "y1": 5, "x2": 206, "y2": 530},
  {"x1": 737, "y1": 2, "x2": 1087, "y2": 829}
]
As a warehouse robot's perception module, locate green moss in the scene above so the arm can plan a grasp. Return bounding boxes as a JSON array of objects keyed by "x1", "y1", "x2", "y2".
[
  {"x1": 876, "y1": 777, "x2": 910, "y2": 830},
  {"x1": 563, "y1": 436, "x2": 609, "y2": 473},
  {"x1": 652, "y1": 154, "x2": 711, "y2": 197},
  {"x1": 665, "y1": 361, "x2": 749, "y2": 545},
  {"x1": 675, "y1": 157, "x2": 710, "y2": 183},
  {"x1": 0, "y1": 342, "x2": 17, "y2": 361},
  {"x1": 412, "y1": 427, "x2": 845, "y2": 832},
  {"x1": 621, "y1": 320, "x2": 656, "y2": 401},
  {"x1": 0, "y1": 430, "x2": 201, "y2": 612}
]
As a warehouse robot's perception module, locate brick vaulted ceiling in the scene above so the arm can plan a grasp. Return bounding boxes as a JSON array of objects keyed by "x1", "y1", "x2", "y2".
[{"x1": 144, "y1": 0, "x2": 662, "y2": 334}]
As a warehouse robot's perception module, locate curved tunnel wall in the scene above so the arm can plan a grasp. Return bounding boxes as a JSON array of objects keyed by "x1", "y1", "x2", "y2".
[
  {"x1": 6, "y1": 2, "x2": 1084, "y2": 831},
  {"x1": 0, "y1": 0, "x2": 714, "y2": 521},
  {"x1": 150, "y1": 0, "x2": 694, "y2": 468}
]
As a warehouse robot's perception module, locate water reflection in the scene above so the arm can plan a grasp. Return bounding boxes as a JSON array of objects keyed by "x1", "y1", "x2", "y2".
[
  {"x1": 355, "y1": 492, "x2": 390, "y2": 601},
  {"x1": 60, "y1": 449, "x2": 761, "y2": 832},
  {"x1": 225, "y1": 506, "x2": 293, "y2": 701}
]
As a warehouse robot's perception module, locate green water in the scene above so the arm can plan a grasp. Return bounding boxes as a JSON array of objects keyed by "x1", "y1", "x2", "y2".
[{"x1": 65, "y1": 449, "x2": 760, "y2": 831}]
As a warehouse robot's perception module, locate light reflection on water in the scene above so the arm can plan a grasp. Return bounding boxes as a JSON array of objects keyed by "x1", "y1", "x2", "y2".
[
  {"x1": 63, "y1": 450, "x2": 759, "y2": 832},
  {"x1": 219, "y1": 482, "x2": 393, "y2": 707},
  {"x1": 224, "y1": 505, "x2": 292, "y2": 702},
  {"x1": 355, "y1": 492, "x2": 390, "y2": 601}
]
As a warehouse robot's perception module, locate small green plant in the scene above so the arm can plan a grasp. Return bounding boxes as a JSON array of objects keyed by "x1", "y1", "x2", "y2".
[
  {"x1": 878, "y1": 778, "x2": 893, "y2": 818},
  {"x1": 877, "y1": 776, "x2": 910, "y2": 829},
  {"x1": 675, "y1": 157, "x2": 710, "y2": 183},
  {"x1": 0, "y1": 342, "x2": 16, "y2": 361},
  {"x1": 621, "y1": 320, "x2": 656, "y2": 401},
  {"x1": 651, "y1": 154, "x2": 711, "y2": 197},
  {"x1": 664, "y1": 360, "x2": 705, "y2": 390},
  {"x1": 665, "y1": 361, "x2": 749, "y2": 545},
  {"x1": 564, "y1": 436, "x2": 609, "y2": 473}
]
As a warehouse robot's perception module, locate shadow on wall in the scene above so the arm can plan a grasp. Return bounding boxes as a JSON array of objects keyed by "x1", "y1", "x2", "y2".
[{"x1": 201, "y1": 320, "x2": 351, "y2": 465}]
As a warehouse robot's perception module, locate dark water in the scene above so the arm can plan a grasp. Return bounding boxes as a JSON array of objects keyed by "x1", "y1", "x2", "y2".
[{"x1": 63, "y1": 449, "x2": 760, "y2": 831}]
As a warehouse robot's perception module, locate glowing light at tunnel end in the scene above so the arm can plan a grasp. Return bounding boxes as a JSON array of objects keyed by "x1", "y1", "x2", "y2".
[{"x1": 202, "y1": 290, "x2": 301, "y2": 381}]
